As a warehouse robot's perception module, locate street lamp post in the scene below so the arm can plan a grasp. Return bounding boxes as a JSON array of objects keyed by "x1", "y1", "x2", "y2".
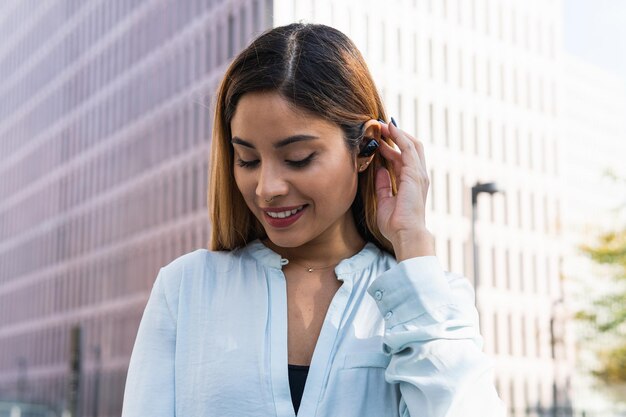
[
  {"x1": 16, "y1": 357, "x2": 27, "y2": 401},
  {"x1": 471, "y1": 181, "x2": 505, "y2": 317},
  {"x1": 550, "y1": 297, "x2": 565, "y2": 417},
  {"x1": 92, "y1": 345, "x2": 101, "y2": 417}
]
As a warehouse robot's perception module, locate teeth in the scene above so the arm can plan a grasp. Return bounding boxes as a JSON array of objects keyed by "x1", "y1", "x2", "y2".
[{"x1": 267, "y1": 206, "x2": 304, "y2": 218}]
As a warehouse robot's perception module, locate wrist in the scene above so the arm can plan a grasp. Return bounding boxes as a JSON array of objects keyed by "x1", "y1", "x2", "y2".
[{"x1": 392, "y1": 229, "x2": 436, "y2": 262}]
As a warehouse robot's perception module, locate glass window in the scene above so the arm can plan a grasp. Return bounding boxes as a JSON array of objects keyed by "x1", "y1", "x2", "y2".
[
  {"x1": 444, "y1": 108, "x2": 449, "y2": 147},
  {"x1": 472, "y1": 54, "x2": 477, "y2": 93},
  {"x1": 446, "y1": 239, "x2": 452, "y2": 271},
  {"x1": 471, "y1": 0, "x2": 476, "y2": 29},
  {"x1": 473, "y1": 116, "x2": 479, "y2": 155},
  {"x1": 397, "y1": 28, "x2": 402, "y2": 67},
  {"x1": 530, "y1": 192, "x2": 535, "y2": 230},
  {"x1": 507, "y1": 314, "x2": 513, "y2": 355},
  {"x1": 192, "y1": 163, "x2": 199, "y2": 211},
  {"x1": 532, "y1": 253, "x2": 538, "y2": 293},
  {"x1": 521, "y1": 316, "x2": 527, "y2": 356},
  {"x1": 445, "y1": 171, "x2": 451, "y2": 214},
  {"x1": 428, "y1": 38, "x2": 433, "y2": 79},
  {"x1": 413, "y1": 97, "x2": 419, "y2": 138},
  {"x1": 195, "y1": 36, "x2": 202, "y2": 80},
  {"x1": 182, "y1": 168, "x2": 189, "y2": 215},
  {"x1": 491, "y1": 246, "x2": 497, "y2": 287},
  {"x1": 519, "y1": 251, "x2": 524, "y2": 292},
  {"x1": 514, "y1": 128, "x2": 520, "y2": 166},
  {"x1": 458, "y1": 112, "x2": 464, "y2": 151},
  {"x1": 413, "y1": 32, "x2": 418, "y2": 74},
  {"x1": 487, "y1": 120, "x2": 493, "y2": 159},
  {"x1": 228, "y1": 14, "x2": 235, "y2": 59},
  {"x1": 486, "y1": 58, "x2": 491, "y2": 96},
  {"x1": 493, "y1": 313, "x2": 499, "y2": 354},
  {"x1": 505, "y1": 248, "x2": 511, "y2": 290},
  {"x1": 252, "y1": 0, "x2": 260, "y2": 34},
  {"x1": 428, "y1": 103, "x2": 434, "y2": 143},
  {"x1": 429, "y1": 168, "x2": 435, "y2": 210}
]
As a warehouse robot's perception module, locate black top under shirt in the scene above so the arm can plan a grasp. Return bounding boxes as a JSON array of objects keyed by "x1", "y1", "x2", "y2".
[{"x1": 288, "y1": 364, "x2": 310, "y2": 414}]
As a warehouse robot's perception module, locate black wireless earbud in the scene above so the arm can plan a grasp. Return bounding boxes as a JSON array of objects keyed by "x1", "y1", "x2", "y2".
[
  {"x1": 357, "y1": 118, "x2": 387, "y2": 157},
  {"x1": 358, "y1": 138, "x2": 380, "y2": 157}
]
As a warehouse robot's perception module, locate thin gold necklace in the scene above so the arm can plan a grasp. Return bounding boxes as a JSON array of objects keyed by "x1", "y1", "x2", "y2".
[
  {"x1": 285, "y1": 258, "x2": 337, "y2": 273},
  {"x1": 262, "y1": 239, "x2": 346, "y2": 273}
]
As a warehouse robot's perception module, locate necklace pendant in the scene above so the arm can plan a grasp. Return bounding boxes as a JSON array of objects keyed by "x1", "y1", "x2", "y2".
[{"x1": 307, "y1": 267, "x2": 314, "y2": 272}]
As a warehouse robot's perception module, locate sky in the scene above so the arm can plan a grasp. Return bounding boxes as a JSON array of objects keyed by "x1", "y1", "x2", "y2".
[{"x1": 564, "y1": 0, "x2": 626, "y2": 85}]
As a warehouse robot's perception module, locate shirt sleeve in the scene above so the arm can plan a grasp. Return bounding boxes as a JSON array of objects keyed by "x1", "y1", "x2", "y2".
[
  {"x1": 121, "y1": 268, "x2": 176, "y2": 417},
  {"x1": 367, "y1": 256, "x2": 507, "y2": 417}
]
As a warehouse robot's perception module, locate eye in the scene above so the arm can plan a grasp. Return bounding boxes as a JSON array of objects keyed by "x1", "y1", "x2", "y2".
[
  {"x1": 235, "y1": 159, "x2": 259, "y2": 168},
  {"x1": 288, "y1": 152, "x2": 317, "y2": 168},
  {"x1": 235, "y1": 153, "x2": 317, "y2": 169}
]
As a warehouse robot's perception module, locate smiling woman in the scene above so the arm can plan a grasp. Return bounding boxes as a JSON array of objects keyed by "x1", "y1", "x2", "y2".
[{"x1": 121, "y1": 22, "x2": 506, "y2": 417}]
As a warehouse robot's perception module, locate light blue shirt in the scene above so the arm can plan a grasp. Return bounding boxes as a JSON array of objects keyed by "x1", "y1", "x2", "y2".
[{"x1": 121, "y1": 238, "x2": 507, "y2": 416}]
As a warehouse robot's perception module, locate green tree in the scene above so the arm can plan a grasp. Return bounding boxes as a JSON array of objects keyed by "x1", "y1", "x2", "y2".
[{"x1": 574, "y1": 169, "x2": 626, "y2": 386}]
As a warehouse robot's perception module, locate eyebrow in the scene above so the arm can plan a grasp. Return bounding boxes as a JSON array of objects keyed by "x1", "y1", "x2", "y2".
[{"x1": 230, "y1": 134, "x2": 320, "y2": 149}]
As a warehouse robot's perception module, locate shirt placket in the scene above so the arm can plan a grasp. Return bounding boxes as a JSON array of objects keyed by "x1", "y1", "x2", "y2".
[{"x1": 299, "y1": 277, "x2": 353, "y2": 414}]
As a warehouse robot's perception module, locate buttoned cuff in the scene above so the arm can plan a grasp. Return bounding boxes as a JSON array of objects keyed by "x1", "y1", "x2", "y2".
[{"x1": 366, "y1": 256, "x2": 454, "y2": 328}]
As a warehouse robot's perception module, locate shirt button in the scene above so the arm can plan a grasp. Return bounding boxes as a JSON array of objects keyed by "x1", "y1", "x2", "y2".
[
  {"x1": 374, "y1": 290, "x2": 383, "y2": 300},
  {"x1": 384, "y1": 311, "x2": 393, "y2": 320}
]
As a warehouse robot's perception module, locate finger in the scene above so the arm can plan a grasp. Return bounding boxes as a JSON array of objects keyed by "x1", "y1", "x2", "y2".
[
  {"x1": 385, "y1": 121, "x2": 420, "y2": 172},
  {"x1": 383, "y1": 121, "x2": 428, "y2": 173},
  {"x1": 375, "y1": 166, "x2": 394, "y2": 201},
  {"x1": 412, "y1": 137, "x2": 427, "y2": 172},
  {"x1": 411, "y1": 139, "x2": 427, "y2": 176},
  {"x1": 377, "y1": 122, "x2": 395, "y2": 143},
  {"x1": 378, "y1": 123, "x2": 396, "y2": 149},
  {"x1": 377, "y1": 138, "x2": 403, "y2": 177}
]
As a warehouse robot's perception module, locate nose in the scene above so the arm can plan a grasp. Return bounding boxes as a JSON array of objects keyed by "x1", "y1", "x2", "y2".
[{"x1": 256, "y1": 163, "x2": 289, "y2": 203}]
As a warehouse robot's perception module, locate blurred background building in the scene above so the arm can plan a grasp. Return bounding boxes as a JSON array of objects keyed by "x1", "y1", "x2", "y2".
[{"x1": 0, "y1": 0, "x2": 624, "y2": 416}]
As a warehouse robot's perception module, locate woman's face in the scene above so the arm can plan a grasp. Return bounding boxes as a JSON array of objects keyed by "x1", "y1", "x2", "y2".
[{"x1": 230, "y1": 91, "x2": 361, "y2": 249}]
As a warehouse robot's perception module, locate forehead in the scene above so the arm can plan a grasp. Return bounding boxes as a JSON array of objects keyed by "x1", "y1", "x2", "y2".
[{"x1": 230, "y1": 91, "x2": 341, "y2": 145}]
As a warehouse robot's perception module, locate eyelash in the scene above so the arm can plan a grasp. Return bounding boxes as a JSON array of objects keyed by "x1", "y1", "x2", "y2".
[{"x1": 235, "y1": 153, "x2": 317, "y2": 169}]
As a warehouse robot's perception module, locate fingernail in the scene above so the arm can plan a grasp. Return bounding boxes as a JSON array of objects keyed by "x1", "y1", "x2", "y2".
[
  {"x1": 390, "y1": 117, "x2": 398, "y2": 127},
  {"x1": 377, "y1": 118, "x2": 386, "y2": 124}
]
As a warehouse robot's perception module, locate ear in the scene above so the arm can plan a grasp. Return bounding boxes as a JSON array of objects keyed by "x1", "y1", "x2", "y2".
[{"x1": 356, "y1": 119, "x2": 383, "y2": 173}]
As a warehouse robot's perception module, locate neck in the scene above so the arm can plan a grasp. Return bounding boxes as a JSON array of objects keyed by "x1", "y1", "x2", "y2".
[{"x1": 261, "y1": 216, "x2": 366, "y2": 269}]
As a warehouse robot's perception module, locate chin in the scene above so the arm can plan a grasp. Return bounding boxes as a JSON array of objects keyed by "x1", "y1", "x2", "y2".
[{"x1": 264, "y1": 233, "x2": 307, "y2": 248}]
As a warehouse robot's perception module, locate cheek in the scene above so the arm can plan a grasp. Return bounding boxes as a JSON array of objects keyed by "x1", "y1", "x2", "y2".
[
  {"x1": 233, "y1": 170, "x2": 253, "y2": 200},
  {"x1": 311, "y1": 164, "x2": 358, "y2": 204}
]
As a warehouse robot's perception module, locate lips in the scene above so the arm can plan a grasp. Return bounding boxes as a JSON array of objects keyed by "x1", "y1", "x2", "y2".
[
  {"x1": 261, "y1": 204, "x2": 307, "y2": 213},
  {"x1": 263, "y1": 205, "x2": 308, "y2": 228}
]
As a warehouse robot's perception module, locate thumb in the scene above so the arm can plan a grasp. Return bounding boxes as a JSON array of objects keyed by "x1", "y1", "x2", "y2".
[{"x1": 375, "y1": 167, "x2": 393, "y2": 201}]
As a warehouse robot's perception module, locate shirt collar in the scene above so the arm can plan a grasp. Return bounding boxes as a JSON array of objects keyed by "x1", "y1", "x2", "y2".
[{"x1": 243, "y1": 238, "x2": 382, "y2": 277}]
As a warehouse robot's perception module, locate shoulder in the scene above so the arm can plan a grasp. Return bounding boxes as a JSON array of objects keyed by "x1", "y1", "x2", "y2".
[{"x1": 157, "y1": 248, "x2": 238, "y2": 294}]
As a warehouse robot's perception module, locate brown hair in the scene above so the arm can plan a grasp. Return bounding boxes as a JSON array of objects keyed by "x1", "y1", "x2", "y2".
[{"x1": 208, "y1": 23, "x2": 398, "y2": 256}]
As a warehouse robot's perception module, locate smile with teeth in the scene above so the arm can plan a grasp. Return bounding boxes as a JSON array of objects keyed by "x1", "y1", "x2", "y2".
[{"x1": 266, "y1": 205, "x2": 306, "y2": 218}]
